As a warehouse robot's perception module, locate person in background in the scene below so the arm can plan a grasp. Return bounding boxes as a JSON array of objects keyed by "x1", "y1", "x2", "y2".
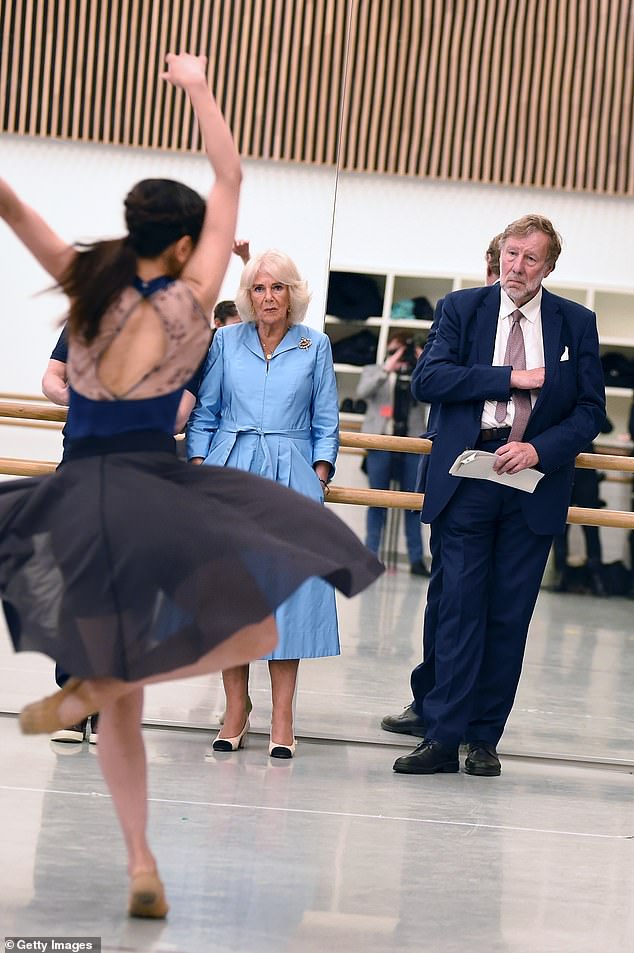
[
  {"x1": 42, "y1": 331, "x2": 70, "y2": 406},
  {"x1": 356, "y1": 331, "x2": 429, "y2": 574},
  {"x1": 213, "y1": 298, "x2": 241, "y2": 327},
  {"x1": 485, "y1": 233, "x2": 503, "y2": 285},
  {"x1": 187, "y1": 249, "x2": 340, "y2": 760}
]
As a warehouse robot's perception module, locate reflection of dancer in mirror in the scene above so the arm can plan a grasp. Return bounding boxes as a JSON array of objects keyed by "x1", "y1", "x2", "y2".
[{"x1": 0, "y1": 54, "x2": 381, "y2": 920}]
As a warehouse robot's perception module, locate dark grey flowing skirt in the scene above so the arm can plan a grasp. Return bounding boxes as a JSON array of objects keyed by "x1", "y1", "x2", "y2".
[{"x1": 0, "y1": 444, "x2": 382, "y2": 681}]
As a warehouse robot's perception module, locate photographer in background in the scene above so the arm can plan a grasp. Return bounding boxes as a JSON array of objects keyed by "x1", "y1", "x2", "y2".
[{"x1": 356, "y1": 331, "x2": 429, "y2": 574}]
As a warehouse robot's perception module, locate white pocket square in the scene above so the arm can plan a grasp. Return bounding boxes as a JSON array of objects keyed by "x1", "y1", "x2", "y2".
[{"x1": 560, "y1": 346, "x2": 569, "y2": 362}]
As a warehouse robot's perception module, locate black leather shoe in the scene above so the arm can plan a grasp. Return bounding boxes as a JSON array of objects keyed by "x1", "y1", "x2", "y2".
[
  {"x1": 393, "y1": 740, "x2": 459, "y2": 774},
  {"x1": 381, "y1": 704, "x2": 426, "y2": 737},
  {"x1": 464, "y1": 742, "x2": 501, "y2": 777},
  {"x1": 410, "y1": 560, "x2": 430, "y2": 577}
]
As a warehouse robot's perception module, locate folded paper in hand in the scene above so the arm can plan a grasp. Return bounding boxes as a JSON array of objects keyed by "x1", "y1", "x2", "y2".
[{"x1": 449, "y1": 450, "x2": 544, "y2": 493}]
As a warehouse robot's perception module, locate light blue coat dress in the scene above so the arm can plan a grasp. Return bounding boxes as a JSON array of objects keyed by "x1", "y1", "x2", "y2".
[{"x1": 186, "y1": 322, "x2": 340, "y2": 659}]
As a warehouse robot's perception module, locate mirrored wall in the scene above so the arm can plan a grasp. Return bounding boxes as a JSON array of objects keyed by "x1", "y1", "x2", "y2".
[{"x1": 2, "y1": 0, "x2": 634, "y2": 765}]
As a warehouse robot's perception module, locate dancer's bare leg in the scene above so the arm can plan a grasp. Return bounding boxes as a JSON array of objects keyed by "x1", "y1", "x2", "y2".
[
  {"x1": 97, "y1": 688, "x2": 155, "y2": 875},
  {"x1": 217, "y1": 665, "x2": 250, "y2": 738},
  {"x1": 21, "y1": 616, "x2": 277, "y2": 733},
  {"x1": 269, "y1": 659, "x2": 299, "y2": 746},
  {"x1": 97, "y1": 687, "x2": 168, "y2": 917}
]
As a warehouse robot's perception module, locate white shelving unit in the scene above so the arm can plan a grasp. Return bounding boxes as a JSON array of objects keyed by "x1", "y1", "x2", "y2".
[
  {"x1": 327, "y1": 269, "x2": 453, "y2": 424},
  {"x1": 326, "y1": 268, "x2": 634, "y2": 448}
]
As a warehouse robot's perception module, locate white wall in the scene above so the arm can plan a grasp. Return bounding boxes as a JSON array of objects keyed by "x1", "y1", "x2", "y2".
[
  {"x1": 331, "y1": 171, "x2": 634, "y2": 290},
  {"x1": 0, "y1": 134, "x2": 339, "y2": 395}
]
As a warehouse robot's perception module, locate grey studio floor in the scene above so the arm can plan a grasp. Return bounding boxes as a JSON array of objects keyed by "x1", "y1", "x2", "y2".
[{"x1": 1, "y1": 566, "x2": 634, "y2": 953}]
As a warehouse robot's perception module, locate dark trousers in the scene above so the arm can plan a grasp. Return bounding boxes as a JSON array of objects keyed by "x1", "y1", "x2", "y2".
[
  {"x1": 410, "y1": 522, "x2": 441, "y2": 714},
  {"x1": 365, "y1": 449, "x2": 423, "y2": 564},
  {"x1": 420, "y1": 476, "x2": 552, "y2": 748}
]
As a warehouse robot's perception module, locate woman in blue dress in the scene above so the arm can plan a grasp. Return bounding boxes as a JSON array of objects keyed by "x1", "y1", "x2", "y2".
[
  {"x1": 187, "y1": 250, "x2": 340, "y2": 758},
  {"x1": 0, "y1": 56, "x2": 382, "y2": 919}
]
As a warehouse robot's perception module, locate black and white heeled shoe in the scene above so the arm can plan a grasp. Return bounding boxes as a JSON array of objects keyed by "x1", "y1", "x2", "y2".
[
  {"x1": 269, "y1": 737, "x2": 297, "y2": 759},
  {"x1": 212, "y1": 719, "x2": 249, "y2": 752}
]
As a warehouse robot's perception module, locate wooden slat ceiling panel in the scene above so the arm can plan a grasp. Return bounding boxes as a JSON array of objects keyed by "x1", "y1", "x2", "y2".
[
  {"x1": 339, "y1": 0, "x2": 634, "y2": 196},
  {"x1": 1, "y1": 0, "x2": 348, "y2": 166},
  {"x1": 1, "y1": 0, "x2": 632, "y2": 195}
]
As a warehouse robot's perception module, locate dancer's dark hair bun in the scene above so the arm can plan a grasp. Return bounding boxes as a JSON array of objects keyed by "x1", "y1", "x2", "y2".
[
  {"x1": 60, "y1": 177, "x2": 206, "y2": 342},
  {"x1": 124, "y1": 179, "x2": 205, "y2": 257}
]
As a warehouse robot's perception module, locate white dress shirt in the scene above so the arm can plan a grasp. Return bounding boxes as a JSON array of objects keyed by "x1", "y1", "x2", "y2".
[{"x1": 481, "y1": 287, "x2": 544, "y2": 429}]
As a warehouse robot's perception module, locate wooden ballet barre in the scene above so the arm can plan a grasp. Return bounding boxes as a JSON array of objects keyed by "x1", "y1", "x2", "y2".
[
  {"x1": 0, "y1": 400, "x2": 67, "y2": 423},
  {"x1": 327, "y1": 486, "x2": 422, "y2": 509},
  {"x1": 573, "y1": 451, "x2": 630, "y2": 472},
  {"x1": 2, "y1": 456, "x2": 634, "y2": 528},
  {"x1": 566, "y1": 506, "x2": 634, "y2": 529},
  {"x1": 339, "y1": 432, "x2": 634, "y2": 474},
  {"x1": 0, "y1": 458, "x2": 58, "y2": 476},
  {"x1": 2, "y1": 400, "x2": 634, "y2": 474},
  {"x1": 327, "y1": 487, "x2": 634, "y2": 529},
  {"x1": 340, "y1": 432, "x2": 432, "y2": 454}
]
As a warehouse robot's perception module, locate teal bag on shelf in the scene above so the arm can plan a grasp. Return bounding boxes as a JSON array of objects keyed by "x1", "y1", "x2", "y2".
[{"x1": 391, "y1": 299, "x2": 415, "y2": 318}]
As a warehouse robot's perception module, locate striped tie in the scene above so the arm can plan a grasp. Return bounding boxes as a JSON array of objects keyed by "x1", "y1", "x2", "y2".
[{"x1": 494, "y1": 309, "x2": 532, "y2": 441}]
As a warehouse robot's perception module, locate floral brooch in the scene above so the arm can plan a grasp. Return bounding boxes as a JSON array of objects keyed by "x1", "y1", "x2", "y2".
[{"x1": 298, "y1": 337, "x2": 312, "y2": 349}]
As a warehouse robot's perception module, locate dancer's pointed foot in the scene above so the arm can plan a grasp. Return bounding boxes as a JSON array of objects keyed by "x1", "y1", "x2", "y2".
[
  {"x1": 19, "y1": 679, "x2": 97, "y2": 736},
  {"x1": 128, "y1": 870, "x2": 169, "y2": 919}
]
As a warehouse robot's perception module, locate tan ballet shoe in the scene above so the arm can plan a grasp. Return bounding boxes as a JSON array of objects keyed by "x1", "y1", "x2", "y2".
[
  {"x1": 128, "y1": 871, "x2": 169, "y2": 919},
  {"x1": 19, "y1": 678, "x2": 93, "y2": 736}
]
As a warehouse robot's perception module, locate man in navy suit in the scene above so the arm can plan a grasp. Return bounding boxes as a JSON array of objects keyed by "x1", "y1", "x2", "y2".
[{"x1": 391, "y1": 214, "x2": 605, "y2": 776}]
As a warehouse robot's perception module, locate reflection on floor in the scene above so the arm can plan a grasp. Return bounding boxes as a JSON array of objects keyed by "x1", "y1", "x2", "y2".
[
  {"x1": 1, "y1": 565, "x2": 633, "y2": 951},
  {"x1": 0, "y1": 720, "x2": 632, "y2": 953},
  {"x1": 2, "y1": 570, "x2": 634, "y2": 763}
]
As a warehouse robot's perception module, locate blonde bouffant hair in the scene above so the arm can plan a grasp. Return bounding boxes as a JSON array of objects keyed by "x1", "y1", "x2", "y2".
[{"x1": 235, "y1": 249, "x2": 311, "y2": 325}]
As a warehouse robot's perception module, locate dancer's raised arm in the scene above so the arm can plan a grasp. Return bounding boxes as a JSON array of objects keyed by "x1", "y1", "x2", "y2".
[
  {"x1": 161, "y1": 53, "x2": 242, "y2": 314},
  {"x1": 0, "y1": 177, "x2": 75, "y2": 282}
]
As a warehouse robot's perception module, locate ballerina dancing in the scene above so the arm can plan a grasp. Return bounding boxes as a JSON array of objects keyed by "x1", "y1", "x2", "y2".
[{"x1": 0, "y1": 52, "x2": 382, "y2": 919}]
